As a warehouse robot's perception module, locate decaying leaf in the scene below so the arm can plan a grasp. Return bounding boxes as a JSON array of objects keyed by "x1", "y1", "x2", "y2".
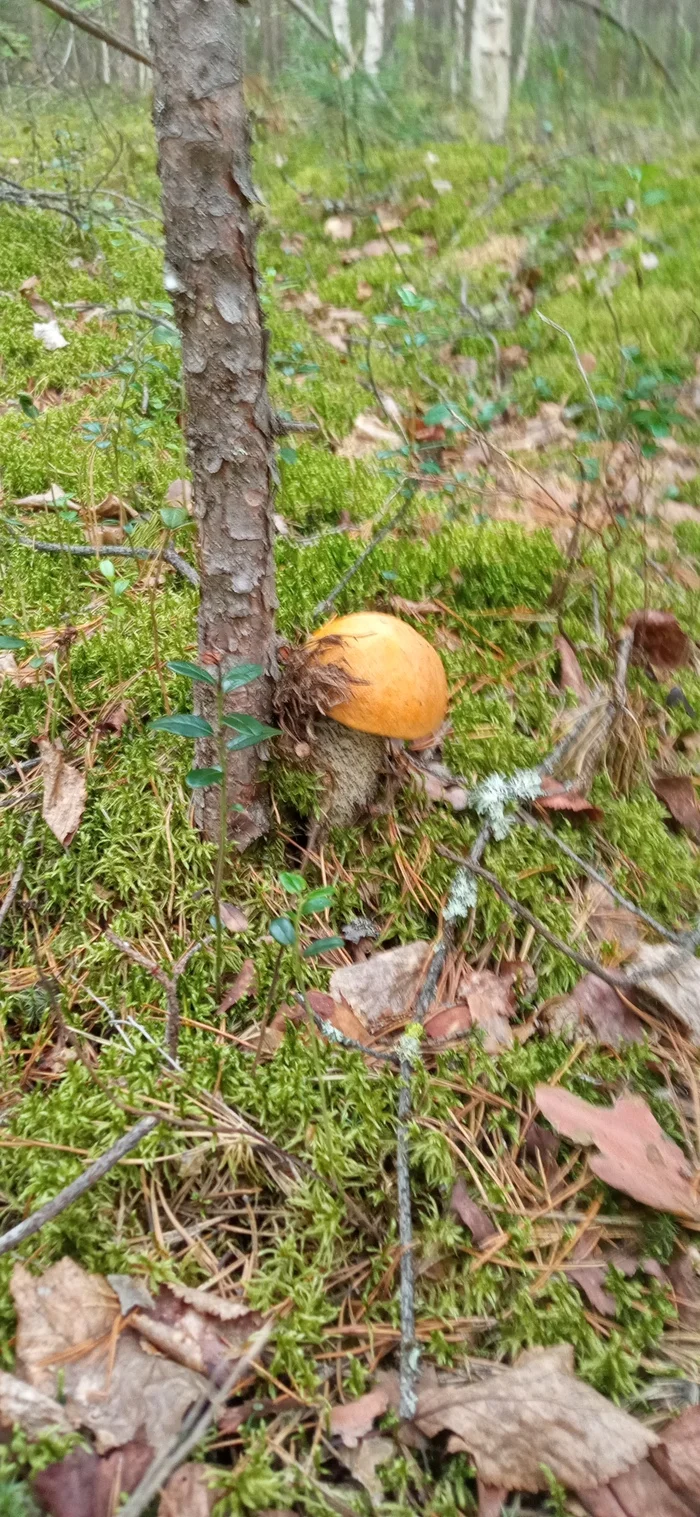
[
  {"x1": 329, "y1": 941, "x2": 430, "y2": 1036},
  {"x1": 165, "y1": 477, "x2": 193, "y2": 512},
  {"x1": 583, "y1": 880, "x2": 645, "y2": 955},
  {"x1": 413, "y1": 1344, "x2": 655, "y2": 1492},
  {"x1": 324, "y1": 214, "x2": 353, "y2": 242},
  {"x1": 218, "y1": 957, "x2": 256, "y2": 1013},
  {"x1": 425, "y1": 965, "x2": 518, "y2": 1052},
  {"x1": 627, "y1": 610, "x2": 690, "y2": 674},
  {"x1": 0, "y1": 651, "x2": 40, "y2": 689},
  {"x1": 652, "y1": 773, "x2": 700, "y2": 842},
  {"x1": 541, "y1": 974, "x2": 644, "y2": 1047},
  {"x1": 536, "y1": 775, "x2": 604, "y2": 824},
  {"x1": 622, "y1": 942, "x2": 700, "y2": 1046},
  {"x1": 11, "y1": 1257, "x2": 262, "y2": 1455},
  {"x1": 535, "y1": 1086, "x2": 700, "y2": 1220},
  {"x1": 38, "y1": 738, "x2": 86, "y2": 847},
  {"x1": 158, "y1": 1463, "x2": 222, "y2": 1515},
  {"x1": 20, "y1": 274, "x2": 56, "y2": 321},
  {"x1": 336, "y1": 1435, "x2": 394, "y2": 1504},
  {"x1": 477, "y1": 1484, "x2": 508, "y2": 1517},
  {"x1": 34, "y1": 1441, "x2": 153, "y2": 1517},
  {"x1": 307, "y1": 987, "x2": 371, "y2": 1047},
  {"x1": 652, "y1": 1405, "x2": 700, "y2": 1505},
  {"x1": 337, "y1": 411, "x2": 403, "y2": 460},
  {"x1": 452, "y1": 234, "x2": 527, "y2": 275},
  {"x1": 0, "y1": 1370, "x2": 73, "y2": 1439},
  {"x1": 218, "y1": 902, "x2": 250, "y2": 933},
  {"x1": 450, "y1": 1177, "x2": 498, "y2": 1245},
  {"x1": 555, "y1": 634, "x2": 589, "y2": 702},
  {"x1": 579, "y1": 1459, "x2": 698, "y2": 1516},
  {"x1": 563, "y1": 1231, "x2": 617, "y2": 1317},
  {"x1": 330, "y1": 1387, "x2": 390, "y2": 1448}
]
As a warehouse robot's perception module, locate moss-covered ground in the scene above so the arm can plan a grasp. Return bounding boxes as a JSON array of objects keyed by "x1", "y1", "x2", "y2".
[{"x1": 1, "y1": 86, "x2": 700, "y2": 1513}]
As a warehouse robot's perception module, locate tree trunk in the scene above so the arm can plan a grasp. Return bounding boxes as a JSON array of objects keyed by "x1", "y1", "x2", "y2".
[
  {"x1": 363, "y1": 0, "x2": 385, "y2": 73},
  {"x1": 100, "y1": 39, "x2": 111, "y2": 83},
  {"x1": 515, "y1": 0, "x2": 537, "y2": 84},
  {"x1": 132, "y1": 0, "x2": 149, "y2": 87},
  {"x1": 450, "y1": 0, "x2": 467, "y2": 95},
  {"x1": 149, "y1": 0, "x2": 276, "y2": 845},
  {"x1": 470, "y1": 0, "x2": 511, "y2": 140},
  {"x1": 330, "y1": 0, "x2": 352, "y2": 53}
]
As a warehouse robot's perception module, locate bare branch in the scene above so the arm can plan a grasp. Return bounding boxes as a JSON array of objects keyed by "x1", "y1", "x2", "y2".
[
  {"x1": 106, "y1": 931, "x2": 205, "y2": 1058},
  {"x1": 30, "y1": 0, "x2": 151, "y2": 67},
  {"x1": 560, "y1": 0, "x2": 677, "y2": 91},
  {"x1": 6, "y1": 531, "x2": 199, "y2": 589}
]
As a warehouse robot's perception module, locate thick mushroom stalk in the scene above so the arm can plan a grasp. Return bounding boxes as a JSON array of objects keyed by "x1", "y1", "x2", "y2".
[{"x1": 277, "y1": 613, "x2": 449, "y2": 825}]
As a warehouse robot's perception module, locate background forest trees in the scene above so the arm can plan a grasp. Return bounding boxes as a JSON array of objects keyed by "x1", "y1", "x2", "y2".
[{"x1": 3, "y1": 0, "x2": 697, "y2": 112}]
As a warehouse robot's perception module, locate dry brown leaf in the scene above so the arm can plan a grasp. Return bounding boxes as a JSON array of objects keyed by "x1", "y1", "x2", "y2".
[
  {"x1": 158, "y1": 1463, "x2": 221, "y2": 1515},
  {"x1": 336, "y1": 1435, "x2": 394, "y2": 1503},
  {"x1": 584, "y1": 880, "x2": 645, "y2": 955},
  {"x1": 555, "y1": 634, "x2": 589, "y2": 702},
  {"x1": 414, "y1": 1344, "x2": 655, "y2": 1492},
  {"x1": 450, "y1": 1177, "x2": 498, "y2": 1245},
  {"x1": 97, "y1": 700, "x2": 131, "y2": 737},
  {"x1": 218, "y1": 957, "x2": 256, "y2": 1013},
  {"x1": 0, "y1": 651, "x2": 40, "y2": 689},
  {"x1": 38, "y1": 738, "x2": 86, "y2": 847},
  {"x1": 14, "y1": 484, "x2": 77, "y2": 511},
  {"x1": 218, "y1": 902, "x2": 250, "y2": 933},
  {"x1": 627, "y1": 610, "x2": 690, "y2": 674},
  {"x1": 653, "y1": 773, "x2": 700, "y2": 842},
  {"x1": 667, "y1": 1249, "x2": 700, "y2": 1328},
  {"x1": 453, "y1": 234, "x2": 527, "y2": 275},
  {"x1": 579, "y1": 1459, "x2": 697, "y2": 1516},
  {"x1": 329, "y1": 941, "x2": 430, "y2": 1036},
  {"x1": 324, "y1": 215, "x2": 353, "y2": 242},
  {"x1": 426, "y1": 965, "x2": 517, "y2": 1052},
  {"x1": 356, "y1": 279, "x2": 373, "y2": 301},
  {"x1": 500, "y1": 344, "x2": 529, "y2": 370},
  {"x1": 20, "y1": 275, "x2": 55, "y2": 321},
  {"x1": 375, "y1": 206, "x2": 403, "y2": 232},
  {"x1": 0, "y1": 1371, "x2": 73, "y2": 1439},
  {"x1": 563, "y1": 1231, "x2": 617, "y2": 1317},
  {"x1": 477, "y1": 1483, "x2": 507, "y2": 1517},
  {"x1": 307, "y1": 988, "x2": 371, "y2": 1047},
  {"x1": 34, "y1": 1441, "x2": 153, "y2": 1517},
  {"x1": 534, "y1": 1086, "x2": 700, "y2": 1220},
  {"x1": 536, "y1": 775, "x2": 604, "y2": 824},
  {"x1": 652, "y1": 1406, "x2": 700, "y2": 1506},
  {"x1": 11, "y1": 1257, "x2": 262, "y2": 1455},
  {"x1": 165, "y1": 478, "x2": 193, "y2": 512},
  {"x1": 621, "y1": 942, "x2": 700, "y2": 1046},
  {"x1": 357, "y1": 237, "x2": 412, "y2": 259},
  {"x1": 330, "y1": 1387, "x2": 389, "y2": 1448},
  {"x1": 541, "y1": 974, "x2": 644, "y2": 1048},
  {"x1": 337, "y1": 411, "x2": 402, "y2": 460}
]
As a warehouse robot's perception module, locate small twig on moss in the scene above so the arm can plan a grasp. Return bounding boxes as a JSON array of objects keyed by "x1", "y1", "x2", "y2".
[
  {"x1": 536, "y1": 309, "x2": 604, "y2": 437},
  {"x1": 6, "y1": 530, "x2": 199, "y2": 589},
  {"x1": 106, "y1": 930, "x2": 205, "y2": 1059},
  {"x1": 119, "y1": 1319, "x2": 274, "y2": 1517},
  {"x1": 0, "y1": 1116, "x2": 159, "y2": 1259},
  {"x1": 312, "y1": 481, "x2": 416, "y2": 622},
  {"x1": 0, "y1": 816, "x2": 35, "y2": 933},
  {"x1": 397, "y1": 1033, "x2": 418, "y2": 1419}
]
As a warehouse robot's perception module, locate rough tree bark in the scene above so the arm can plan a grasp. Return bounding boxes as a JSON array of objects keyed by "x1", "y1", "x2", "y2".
[
  {"x1": 363, "y1": 0, "x2": 385, "y2": 74},
  {"x1": 451, "y1": 0, "x2": 467, "y2": 96},
  {"x1": 149, "y1": 0, "x2": 276, "y2": 845},
  {"x1": 470, "y1": 0, "x2": 511, "y2": 141}
]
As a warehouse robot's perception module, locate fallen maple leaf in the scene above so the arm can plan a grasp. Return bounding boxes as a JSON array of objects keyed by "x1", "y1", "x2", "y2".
[
  {"x1": 337, "y1": 1434, "x2": 394, "y2": 1503},
  {"x1": 450, "y1": 1177, "x2": 498, "y2": 1245},
  {"x1": 627, "y1": 610, "x2": 690, "y2": 674},
  {"x1": 329, "y1": 941, "x2": 430, "y2": 1036},
  {"x1": 579, "y1": 1458, "x2": 696, "y2": 1516},
  {"x1": 501, "y1": 345, "x2": 529, "y2": 371},
  {"x1": 563, "y1": 1231, "x2": 617, "y2": 1318},
  {"x1": 535, "y1": 1086, "x2": 700, "y2": 1220},
  {"x1": 555, "y1": 634, "x2": 589, "y2": 702},
  {"x1": 38, "y1": 738, "x2": 86, "y2": 847},
  {"x1": 652, "y1": 773, "x2": 700, "y2": 843},
  {"x1": 20, "y1": 275, "x2": 55, "y2": 321},
  {"x1": 583, "y1": 880, "x2": 645, "y2": 955},
  {"x1": 414, "y1": 1344, "x2": 655, "y2": 1492},
  {"x1": 34, "y1": 1441, "x2": 153, "y2": 1517},
  {"x1": 330, "y1": 1387, "x2": 389, "y2": 1448},
  {"x1": 165, "y1": 477, "x2": 193, "y2": 512}
]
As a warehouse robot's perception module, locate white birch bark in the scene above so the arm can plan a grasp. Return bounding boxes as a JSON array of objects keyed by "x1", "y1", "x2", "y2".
[
  {"x1": 132, "y1": 0, "x2": 150, "y2": 87},
  {"x1": 363, "y1": 0, "x2": 384, "y2": 74},
  {"x1": 329, "y1": 0, "x2": 352, "y2": 54},
  {"x1": 515, "y1": 0, "x2": 537, "y2": 85},
  {"x1": 100, "y1": 40, "x2": 111, "y2": 84},
  {"x1": 451, "y1": 0, "x2": 467, "y2": 96},
  {"x1": 470, "y1": 0, "x2": 511, "y2": 142}
]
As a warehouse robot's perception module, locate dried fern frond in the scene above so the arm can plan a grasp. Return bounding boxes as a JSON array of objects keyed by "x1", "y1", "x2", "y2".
[{"x1": 275, "y1": 636, "x2": 366, "y2": 744}]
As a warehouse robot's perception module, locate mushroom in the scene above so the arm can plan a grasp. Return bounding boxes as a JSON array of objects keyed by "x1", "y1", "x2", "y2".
[{"x1": 292, "y1": 612, "x2": 448, "y2": 824}]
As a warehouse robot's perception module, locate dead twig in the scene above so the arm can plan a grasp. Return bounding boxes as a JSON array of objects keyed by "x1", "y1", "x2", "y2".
[
  {"x1": 536, "y1": 309, "x2": 604, "y2": 437},
  {"x1": 6, "y1": 531, "x2": 199, "y2": 589},
  {"x1": 0, "y1": 1116, "x2": 159, "y2": 1259},
  {"x1": 119, "y1": 1319, "x2": 274, "y2": 1517},
  {"x1": 0, "y1": 816, "x2": 35, "y2": 933},
  {"x1": 30, "y1": 0, "x2": 151, "y2": 67},
  {"x1": 560, "y1": 0, "x2": 678, "y2": 91},
  {"x1": 106, "y1": 931, "x2": 205, "y2": 1059},
  {"x1": 312, "y1": 482, "x2": 416, "y2": 622}
]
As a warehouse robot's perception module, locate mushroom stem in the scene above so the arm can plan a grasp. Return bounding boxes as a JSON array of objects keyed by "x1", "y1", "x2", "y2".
[{"x1": 314, "y1": 717, "x2": 386, "y2": 825}]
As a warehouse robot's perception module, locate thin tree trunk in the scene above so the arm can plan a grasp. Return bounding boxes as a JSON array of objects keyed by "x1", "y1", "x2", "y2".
[
  {"x1": 451, "y1": 0, "x2": 467, "y2": 95},
  {"x1": 100, "y1": 38, "x2": 111, "y2": 82},
  {"x1": 470, "y1": 0, "x2": 511, "y2": 140},
  {"x1": 149, "y1": 0, "x2": 276, "y2": 845},
  {"x1": 364, "y1": 0, "x2": 385, "y2": 72},
  {"x1": 330, "y1": 0, "x2": 352, "y2": 53},
  {"x1": 516, "y1": 0, "x2": 537, "y2": 83},
  {"x1": 132, "y1": 0, "x2": 149, "y2": 86}
]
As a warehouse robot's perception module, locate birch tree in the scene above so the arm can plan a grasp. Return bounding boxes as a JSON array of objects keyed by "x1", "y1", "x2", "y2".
[
  {"x1": 149, "y1": 0, "x2": 276, "y2": 844},
  {"x1": 515, "y1": 0, "x2": 537, "y2": 85},
  {"x1": 470, "y1": 0, "x2": 511, "y2": 140},
  {"x1": 363, "y1": 0, "x2": 385, "y2": 74},
  {"x1": 451, "y1": 0, "x2": 467, "y2": 97},
  {"x1": 329, "y1": 0, "x2": 352, "y2": 55}
]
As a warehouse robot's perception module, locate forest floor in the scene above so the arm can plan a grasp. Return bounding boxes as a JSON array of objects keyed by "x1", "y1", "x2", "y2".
[{"x1": 2, "y1": 87, "x2": 700, "y2": 1516}]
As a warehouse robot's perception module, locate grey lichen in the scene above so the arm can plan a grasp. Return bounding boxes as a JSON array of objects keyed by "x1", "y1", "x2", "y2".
[{"x1": 469, "y1": 767, "x2": 542, "y2": 841}]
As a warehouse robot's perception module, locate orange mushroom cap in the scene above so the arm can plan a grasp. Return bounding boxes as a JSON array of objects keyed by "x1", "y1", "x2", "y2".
[{"x1": 309, "y1": 611, "x2": 448, "y2": 741}]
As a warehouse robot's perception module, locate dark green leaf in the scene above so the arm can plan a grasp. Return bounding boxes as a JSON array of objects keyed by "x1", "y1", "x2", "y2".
[
  {"x1": 149, "y1": 713, "x2": 214, "y2": 738},
  {"x1": 303, "y1": 937, "x2": 345, "y2": 958},
  {"x1": 226, "y1": 725, "x2": 279, "y2": 751},
  {"x1": 270, "y1": 916, "x2": 296, "y2": 947},
  {"x1": 0, "y1": 634, "x2": 27, "y2": 650},
  {"x1": 167, "y1": 659, "x2": 218, "y2": 687},
  {"x1": 221, "y1": 663, "x2": 263, "y2": 694},
  {"x1": 185, "y1": 767, "x2": 223, "y2": 788},
  {"x1": 279, "y1": 871, "x2": 306, "y2": 895},
  {"x1": 18, "y1": 393, "x2": 39, "y2": 419},
  {"x1": 300, "y1": 887, "x2": 336, "y2": 915},
  {"x1": 159, "y1": 505, "x2": 190, "y2": 530}
]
